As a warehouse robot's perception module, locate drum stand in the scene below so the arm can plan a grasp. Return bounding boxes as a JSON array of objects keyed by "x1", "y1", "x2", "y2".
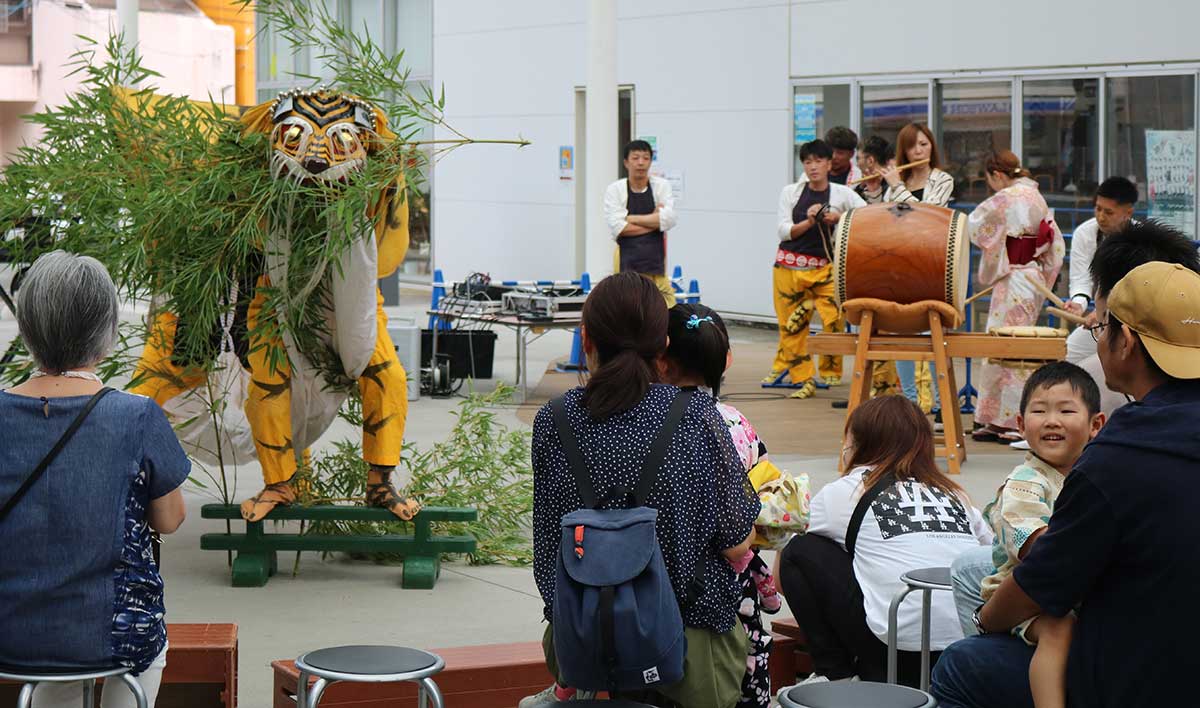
[{"x1": 841, "y1": 300, "x2": 967, "y2": 475}]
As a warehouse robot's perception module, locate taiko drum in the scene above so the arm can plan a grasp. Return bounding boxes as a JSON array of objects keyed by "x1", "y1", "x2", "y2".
[{"x1": 832, "y1": 202, "x2": 969, "y2": 320}]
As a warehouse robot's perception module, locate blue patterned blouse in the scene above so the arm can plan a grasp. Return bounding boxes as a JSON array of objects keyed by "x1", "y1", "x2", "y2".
[
  {"x1": 532, "y1": 384, "x2": 761, "y2": 634},
  {"x1": 0, "y1": 390, "x2": 190, "y2": 674}
]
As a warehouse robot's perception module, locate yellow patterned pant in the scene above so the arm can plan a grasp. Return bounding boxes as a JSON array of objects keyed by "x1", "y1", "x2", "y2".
[
  {"x1": 771, "y1": 264, "x2": 843, "y2": 383},
  {"x1": 132, "y1": 277, "x2": 408, "y2": 484}
]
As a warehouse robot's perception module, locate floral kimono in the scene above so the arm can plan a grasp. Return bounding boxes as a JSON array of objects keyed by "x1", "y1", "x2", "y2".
[{"x1": 969, "y1": 177, "x2": 1065, "y2": 430}]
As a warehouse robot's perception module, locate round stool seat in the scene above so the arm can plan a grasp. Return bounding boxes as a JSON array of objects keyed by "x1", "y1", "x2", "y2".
[
  {"x1": 296, "y1": 645, "x2": 442, "y2": 680},
  {"x1": 901, "y1": 567, "x2": 952, "y2": 590},
  {"x1": 780, "y1": 680, "x2": 937, "y2": 708},
  {"x1": 0, "y1": 665, "x2": 131, "y2": 682}
]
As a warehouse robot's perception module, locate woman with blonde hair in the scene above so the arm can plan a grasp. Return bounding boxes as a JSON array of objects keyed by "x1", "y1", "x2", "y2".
[{"x1": 968, "y1": 150, "x2": 1064, "y2": 442}]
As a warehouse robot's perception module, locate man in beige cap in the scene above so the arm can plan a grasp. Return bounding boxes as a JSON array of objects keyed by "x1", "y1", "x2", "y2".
[{"x1": 934, "y1": 221, "x2": 1200, "y2": 708}]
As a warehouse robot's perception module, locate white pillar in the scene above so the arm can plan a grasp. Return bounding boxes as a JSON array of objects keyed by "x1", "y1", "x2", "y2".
[
  {"x1": 584, "y1": 0, "x2": 617, "y2": 279},
  {"x1": 117, "y1": 0, "x2": 138, "y2": 53}
]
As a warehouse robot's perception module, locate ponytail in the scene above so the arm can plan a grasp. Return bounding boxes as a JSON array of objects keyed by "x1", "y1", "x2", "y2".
[
  {"x1": 585, "y1": 347, "x2": 656, "y2": 419},
  {"x1": 580, "y1": 272, "x2": 668, "y2": 420}
]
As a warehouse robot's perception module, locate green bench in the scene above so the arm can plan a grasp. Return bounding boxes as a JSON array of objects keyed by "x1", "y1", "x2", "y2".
[{"x1": 199, "y1": 504, "x2": 477, "y2": 589}]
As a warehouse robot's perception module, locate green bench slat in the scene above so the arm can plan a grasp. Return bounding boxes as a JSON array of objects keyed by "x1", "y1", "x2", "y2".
[
  {"x1": 200, "y1": 503, "x2": 477, "y2": 522},
  {"x1": 200, "y1": 532, "x2": 477, "y2": 553}
]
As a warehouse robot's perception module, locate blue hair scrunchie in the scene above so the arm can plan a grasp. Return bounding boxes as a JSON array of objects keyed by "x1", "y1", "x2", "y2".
[{"x1": 685, "y1": 314, "x2": 713, "y2": 330}]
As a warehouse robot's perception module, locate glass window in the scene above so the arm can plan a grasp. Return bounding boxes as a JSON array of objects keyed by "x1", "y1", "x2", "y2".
[
  {"x1": 400, "y1": 80, "x2": 434, "y2": 278},
  {"x1": 792, "y1": 84, "x2": 851, "y2": 180},
  {"x1": 861, "y1": 83, "x2": 929, "y2": 160},
  {"x1": 1107, "y1": 75, "x2": 1196, "y2": 237},
  {"x1": 1022, "y1": 78, "x2": 1100, "y2": 234},
  {"x1": 939, "y1": 82, "x2": 1012, "y2": 206},
  {"x1": 256, "y1": 11, "x2": 307, "y2": 85},
  {"x1": 345, "y1": 0, "x2": 384, "y2": 42},
  {"x1": 395, "y1": 0, "x2": 433, "y2": 78}
]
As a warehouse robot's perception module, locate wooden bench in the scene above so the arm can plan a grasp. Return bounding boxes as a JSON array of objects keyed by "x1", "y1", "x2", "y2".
[
  {"x1": 0, "y1": 623, "x2": 237, "y2": 708},
  {"x1": 771, "y1": 616, "x2": 814, "y2": 679},
  {"x1": 200, "y1": 504, "x2": 477, "y2": 589},
  {"x1": 272, "y1": 633, "x2": 807, "y2": 707}
]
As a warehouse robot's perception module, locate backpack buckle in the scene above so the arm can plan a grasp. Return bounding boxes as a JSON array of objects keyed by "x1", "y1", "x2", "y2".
[{"x1": 574, "y1": 525, "x2": 585, "y2": 559}]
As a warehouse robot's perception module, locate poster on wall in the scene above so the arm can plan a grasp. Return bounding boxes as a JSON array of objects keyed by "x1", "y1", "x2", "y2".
[
  {"x1": 1145, "y1": 130, "x2": 1196, "y2": 235},
  {"x1": 638, "y1": 135, "x2": 659, "y2": 162},
  {"x1": 794, "y1": 94, "x2": 817, "y2": 144},
  {"x1": 559, "y1": 145, "x2": 573, "y2": 181}
]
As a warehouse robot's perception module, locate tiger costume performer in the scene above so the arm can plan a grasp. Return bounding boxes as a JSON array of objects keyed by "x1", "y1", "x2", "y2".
[{"x1": 130, "y1": 87, "x2": 418, "y2": 522}]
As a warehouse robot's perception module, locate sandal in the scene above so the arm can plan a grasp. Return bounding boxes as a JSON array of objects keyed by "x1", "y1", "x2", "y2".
[
  {"x1": 971, "y1": 427, "x2": 1001, "y2": 442},
  {"x1": 239, "y1": 480, "x2": 297, "y2": 522},
  {"x1": 366, "y1": 468, "x2": 421, "y2": 521},
  {"x1": 761, "y1": 369, "x2": 787, "y2": 385}
]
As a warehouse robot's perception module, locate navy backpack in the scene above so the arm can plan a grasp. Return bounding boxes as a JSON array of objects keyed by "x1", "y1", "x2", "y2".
[{"x1": 549, "y1": 388, "x2": 703, "y2": 693}]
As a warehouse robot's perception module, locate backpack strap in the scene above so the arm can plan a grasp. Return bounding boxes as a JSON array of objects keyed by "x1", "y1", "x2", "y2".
[
  {"x1": 550, "y1": 395, "x2": 598, "y2": 509},
  {"x1": 0, "y1": 387, "x2": 113, "y2": 524},
  {"x1": 632, "y1": 388, "x2": 695, "y2": 507},
  {"x1": 845, "y1": 472, "x2": 895, "y2": 558}
]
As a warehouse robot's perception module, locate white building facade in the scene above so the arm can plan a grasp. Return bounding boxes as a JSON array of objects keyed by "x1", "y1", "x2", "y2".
[
  {"x1": 266, "y1": 0, "x2": 1198, "y2": 319},
  {"x1": 0, "y1": 0, "x2": 235, "y2": 164}
]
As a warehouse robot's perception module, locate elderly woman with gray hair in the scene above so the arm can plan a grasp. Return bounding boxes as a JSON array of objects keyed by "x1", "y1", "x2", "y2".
[{"x1": 0, "y1": 252, "x2": 189, "y2": 708}]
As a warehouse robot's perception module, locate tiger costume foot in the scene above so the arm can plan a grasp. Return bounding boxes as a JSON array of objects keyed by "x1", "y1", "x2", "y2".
[
  {"x1": 366, "y1": 466, "x2": 421, "y2": 521},
  {"x1": 240, "y1": 479, "x2": 297, "y2": 521}
]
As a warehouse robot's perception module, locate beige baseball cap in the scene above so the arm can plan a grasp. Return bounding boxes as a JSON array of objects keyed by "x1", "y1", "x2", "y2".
[{"x1": 1107, "y1": 261, "x2": 1200, "y2": 379}]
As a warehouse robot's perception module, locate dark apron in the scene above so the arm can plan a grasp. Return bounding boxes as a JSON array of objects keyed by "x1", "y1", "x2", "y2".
[{"x1": 620, "y1": 181, "x2": 666, "y2": 275}]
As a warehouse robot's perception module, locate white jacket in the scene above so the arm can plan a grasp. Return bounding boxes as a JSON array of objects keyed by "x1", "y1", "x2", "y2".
[
  {"x1": 776, "y1": 181, "x2": 866, "y2": 242},
  {"x1": 603, "y1": 176, "x2": 677, "y2": 240},
  {"x1": 884, "y1": 168, "x2": 955, "y2": 207}
]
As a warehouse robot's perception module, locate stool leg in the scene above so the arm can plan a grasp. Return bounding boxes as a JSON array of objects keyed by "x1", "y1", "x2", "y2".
[
  {"x1": 418, "y1": 678, "x2": 444, "y2": 708},
  {"x1": 119, "y1": 670, "x2": 150, "y2": 708},
  {"x1": 887, "y1": 586, "x2": 916, "y2": 684},
  {"x1": 920, "y1": 589, "x2": 933, "y2": 692},
  {"x1": 17, "y1": 683, "x2": 34, "y2": 708},
  {"x1": 307, "y1": 678, "x2": 329, "y2": 708},
  {"x1": 296, "y1": 671, "x2": 308, "y2": 708},
  {"x1": 83, "y1": 679, "x2": 94, "y2": 708}
]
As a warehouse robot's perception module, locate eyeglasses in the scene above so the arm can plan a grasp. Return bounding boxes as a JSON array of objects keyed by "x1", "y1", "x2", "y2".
[{"x1": 1087, "y1": 321, "x2": 1109, "y2": 343}]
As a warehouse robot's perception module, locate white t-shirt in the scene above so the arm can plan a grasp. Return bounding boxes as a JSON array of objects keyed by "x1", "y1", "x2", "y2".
[{"x1": 807, "y1": 467, "x2": 993, "y2": 651}]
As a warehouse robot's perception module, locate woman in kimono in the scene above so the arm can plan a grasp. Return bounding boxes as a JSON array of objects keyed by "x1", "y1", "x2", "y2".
[{"x1": 968, "y1": 150, "x2": 1065, "y2": 442}]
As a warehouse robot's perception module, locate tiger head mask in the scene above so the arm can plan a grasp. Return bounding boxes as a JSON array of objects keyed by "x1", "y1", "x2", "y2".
[{"x1": 241, "y1": 87, "x2": 392, "y2": 184}]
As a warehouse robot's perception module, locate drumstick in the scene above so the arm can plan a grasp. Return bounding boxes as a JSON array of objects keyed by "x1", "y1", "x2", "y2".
[
  {"x1": 963, "y1": 285, "x2": 995, "y2": 306},
  {"x1": 1030, "y1": 277, "x2": 1068, "y2": 309},
  {"x1": 847, "y1": 159, "x2": 931, "y2": 186},
  {"x1": 1047, "y1": 306, "x2": 1087, "y2": 326}
]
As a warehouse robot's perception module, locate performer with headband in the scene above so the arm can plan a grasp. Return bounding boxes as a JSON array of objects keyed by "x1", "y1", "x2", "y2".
[
  {"x1": 766, "y1": 139, "x2": 866, "y2": 399},
  {"x1": 968, "y1": 150, "x2": 1065, "y2": 443}
]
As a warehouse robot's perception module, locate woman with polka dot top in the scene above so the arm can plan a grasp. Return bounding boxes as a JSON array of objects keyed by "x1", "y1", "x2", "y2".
[{"x1": 528, "y1": 272, "x2": 761, "y2": 708}]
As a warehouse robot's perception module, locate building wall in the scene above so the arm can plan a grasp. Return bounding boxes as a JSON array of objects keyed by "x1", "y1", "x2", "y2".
[
  {"x1": 432, "y1": 0, "x2": 791, "y2": 316},
  {"x1": 789, "y1": 0, "x2": 1200, "y2": 79},
  {"x1": 0, "y1": 0, "x2": 234, "y2": 164}
]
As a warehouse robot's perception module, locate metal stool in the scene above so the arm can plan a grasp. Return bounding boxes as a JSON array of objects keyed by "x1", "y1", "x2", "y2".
[
  {"x1": 571, "y1": 701, "x2": 657, "y2": 707},
  {"x1": 778, "y1": 680, "x2": 937, "y2": 707},
  {"x1": 0, "y1": 665, "x2": 149, "y2": 708},
  {"x1": 295, "y1": 645, "x2": 445, "y2": 708},
  {"x1": 887, "y1": 567, "x2": 953, "y2": 691}
]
